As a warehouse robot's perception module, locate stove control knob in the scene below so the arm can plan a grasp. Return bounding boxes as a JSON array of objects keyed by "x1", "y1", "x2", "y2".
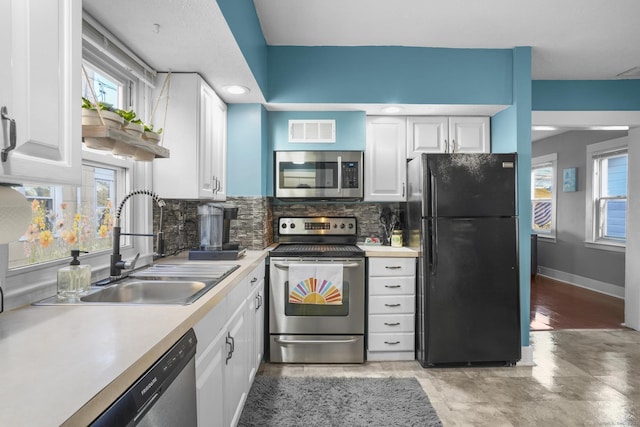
[
  {"x1": 290, "y1": 223, "x2": 296, "y2": 229},
  {"x1": 348, "y1": 223, "x2": 354, "y2": 229},
  {"x1": 340, "y1": 223, "x2": 345, "y2": 229},
  {"x1": 281, "y1": 223, "x2": 287, "y2": 229},
  {"x1": 333, "y1": 224, "x2": 337, "y2": 228}
]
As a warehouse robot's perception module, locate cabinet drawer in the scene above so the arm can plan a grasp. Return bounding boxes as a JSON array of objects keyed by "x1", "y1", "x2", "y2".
[
  {"x1": 368, "y1": 333, "x2": 414, "y2": 352},
  {"x1": 368, "y1": 276, "x2": 415, "y2": 296},
  {"x1": 368, "y1": 314, "x2": 414, "y2": 333},
  {"x1": 368, "y1": 295, "x2": 415, "y2": 314},
  {"x1": 368, "y1": 257, "x2": 415, "y2": 277}
]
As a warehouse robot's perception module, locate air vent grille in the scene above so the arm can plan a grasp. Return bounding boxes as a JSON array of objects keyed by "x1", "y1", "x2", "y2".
[{"x1": 288, "y1": 120, "x2": 336, "y2": 143}]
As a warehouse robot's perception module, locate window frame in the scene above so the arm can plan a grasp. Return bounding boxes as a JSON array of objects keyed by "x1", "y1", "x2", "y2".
[
  {"x1": 585, "y1": 139, "x2": 628, "y2": 252},
  {"x1": 531, "y1": 153, "x2": 558, "y2": 241}
]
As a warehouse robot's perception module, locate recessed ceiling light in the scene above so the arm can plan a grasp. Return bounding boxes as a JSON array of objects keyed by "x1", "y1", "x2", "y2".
[
  {"x1": 382, "y1": 106, "x2": 402, "y2": 114},
  {"x1": 224, "y1": 85, "x2": 250, "y2": 95}
]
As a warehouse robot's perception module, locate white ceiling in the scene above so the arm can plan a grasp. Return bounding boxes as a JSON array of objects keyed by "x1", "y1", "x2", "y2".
[{"x1": 82, "y1": 0, "x2": 640, "y2": 135}]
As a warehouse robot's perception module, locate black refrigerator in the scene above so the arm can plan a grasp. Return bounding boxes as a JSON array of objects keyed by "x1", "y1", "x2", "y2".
[{"x1": 406, "y1": 153, "x2": 521, "y2": 367}]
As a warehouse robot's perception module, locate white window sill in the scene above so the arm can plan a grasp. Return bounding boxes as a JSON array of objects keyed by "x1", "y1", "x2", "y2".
[{"x1": 584, "y1": 241, "x2": 626, "y2": 253}]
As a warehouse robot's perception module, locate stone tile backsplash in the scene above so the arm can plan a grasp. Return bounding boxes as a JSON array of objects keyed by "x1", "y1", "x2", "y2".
[{"x1": 156, "y1": 197, "x2": 402, "y2": 252}]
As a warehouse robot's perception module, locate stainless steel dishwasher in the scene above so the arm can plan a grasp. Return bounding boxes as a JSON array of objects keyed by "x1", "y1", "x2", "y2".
[{"x1": 91, "y1": 329, "x2": 198, "y2": 427}]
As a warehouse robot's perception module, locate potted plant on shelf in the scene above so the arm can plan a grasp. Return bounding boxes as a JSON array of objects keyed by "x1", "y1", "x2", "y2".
[
  {"x1": 142, "y1": 124, "x2": 162, "y2": 144},
  {"x1": 113, "y1": 108, "x2": 144, "y2": 139},
  {"x1": 81, "y1": 97, "x2": 123, "y2": 128}
]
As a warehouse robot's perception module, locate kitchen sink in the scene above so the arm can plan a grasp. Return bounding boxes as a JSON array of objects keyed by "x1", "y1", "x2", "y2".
[
  {"x1": 79, "y1": 279, "x2": 213, "y2": 304},
  {"x1": 33, "y1": 263, "x2": 240, "y2": 306}
]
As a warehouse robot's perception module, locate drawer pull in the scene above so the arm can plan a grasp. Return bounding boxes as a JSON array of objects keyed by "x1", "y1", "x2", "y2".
[
  {"x1": 384, "y1": 303, "x2": 401, "y2": 307},
  {"x1": 384, "y1": 322, "x2": 401, "y2": 326},
  {"x1": 384, "y1": 341, "x2": 401, "y2": 345},
  {"x1": 384, "y1": 285, "x2": 401, "y2": 288},
  {"x1": 384, "y1": 266, "x2": 402, "y2": 269}
]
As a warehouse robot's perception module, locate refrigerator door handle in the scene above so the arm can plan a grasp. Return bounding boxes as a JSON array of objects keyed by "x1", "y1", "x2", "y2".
[{"x1": 430, "y1": 219, "x2": 438, "y2": 275}]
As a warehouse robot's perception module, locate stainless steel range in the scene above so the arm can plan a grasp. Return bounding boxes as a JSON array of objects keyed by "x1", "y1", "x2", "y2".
[{"x1": 269, "y1": 217, "x2": 365, "y2": 363}]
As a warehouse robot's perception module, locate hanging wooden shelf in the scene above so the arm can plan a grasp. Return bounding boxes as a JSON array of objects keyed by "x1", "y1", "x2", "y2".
[{"x1": 82, "y1": 125, "x2": 170, "y2": 160}]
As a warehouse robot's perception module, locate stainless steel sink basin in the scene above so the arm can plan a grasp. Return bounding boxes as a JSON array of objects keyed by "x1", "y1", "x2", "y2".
[
  {"x1": 33, "y1": 263, "x2": 240, "y2": 306},
  {"x1": 79, "y1": 279, "x2": 212, "y2": 304}
]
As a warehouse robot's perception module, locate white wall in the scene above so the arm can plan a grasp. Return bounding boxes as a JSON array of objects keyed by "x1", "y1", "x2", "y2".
[{"x1": 625, "y1": 127, "x2": 640, "y2": 330}]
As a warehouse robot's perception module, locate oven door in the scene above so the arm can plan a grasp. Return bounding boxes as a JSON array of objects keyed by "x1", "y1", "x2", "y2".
[
  {"x1": 275, "y1": 151, "x2": 363, "y2": 199},
  {"x1": 269, "y1": 257, "x2": 365, "y2": 335}
]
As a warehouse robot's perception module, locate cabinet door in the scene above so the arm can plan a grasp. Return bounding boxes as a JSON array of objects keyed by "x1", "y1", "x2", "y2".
[
  {"x1": 199, "y1": 83, "x2": 216, "y2": 198},
  {"x1": 195, "y1": 330, "x2": 226, "y2": 427},
  {"x1": 406, "y1": 116, "x2": 448, "y2": 158},
  {"x1": 0, "y1": 0, "x2": 81, "y2": 185},
  {"x1": 211, "y1": 92, "x2": 227, "y2": 201},
  {"x1": 365, "y1": 116, "x2": 407, "y2": 201},
  {"x1": 254, "y1": 280, "x2": 265, "y2": 374},
  {"x1": 225, "y1": 302, "x2": 248, "y2": 427},
  {"x1": 449, "y1": 117, "x2": 490, "y2": 153}
]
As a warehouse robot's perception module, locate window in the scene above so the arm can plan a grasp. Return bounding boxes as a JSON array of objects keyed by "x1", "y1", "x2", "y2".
[
  {"x1": 9, "y1": 163, "x2": 128, "y2": 269},
  {"x1": 531, "y1": 153, "x2": 557, "y2": 239},
  {"x1": 586, "y1": 139, "x2": 628, "y2": 249}
]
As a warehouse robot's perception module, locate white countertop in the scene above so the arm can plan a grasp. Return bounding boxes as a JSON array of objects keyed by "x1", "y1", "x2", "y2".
[
  {"x1": 358, "y1": 245, "x2": 418, "y2": 257},
  {"x1": 0, "y1": 250, "x2": 268, "y2": 427}
]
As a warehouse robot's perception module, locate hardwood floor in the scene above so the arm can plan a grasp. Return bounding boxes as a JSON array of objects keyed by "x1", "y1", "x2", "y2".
[{"x1": 530, "y1": 274, "x2": 625, "y2": 331}]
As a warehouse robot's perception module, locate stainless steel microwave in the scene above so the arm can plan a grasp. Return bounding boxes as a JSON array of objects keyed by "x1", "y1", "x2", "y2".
[{"x1": 275, "y1": 151, "x2": 363, "y2": 200}]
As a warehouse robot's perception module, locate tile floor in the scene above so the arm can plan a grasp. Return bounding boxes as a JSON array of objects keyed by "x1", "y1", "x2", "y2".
[{"x1": 258, "y1": 330, "x2": 640, "y2": 426}]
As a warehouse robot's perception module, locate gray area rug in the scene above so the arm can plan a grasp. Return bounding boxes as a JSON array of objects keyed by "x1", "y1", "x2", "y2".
[{"x1": 238, "y1": 376, "x2": 442, "y2": 427}]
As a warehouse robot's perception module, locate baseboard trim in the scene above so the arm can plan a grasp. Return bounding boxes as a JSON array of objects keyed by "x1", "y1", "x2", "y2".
[
  {"x1": 537, "y1": 266, "x2": 624, "y2": 299},
  {"x1": 517, "y1": 346, "x2": 534, "y2": 366}
]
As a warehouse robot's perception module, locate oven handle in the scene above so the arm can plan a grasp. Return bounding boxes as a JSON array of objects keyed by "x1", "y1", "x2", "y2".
[
  {"x1": 274, "y1": 337, "x2": 360, "y2": 345},
  {"x1": 273, "y1": 262, "x2": 361, "y2": 270}
]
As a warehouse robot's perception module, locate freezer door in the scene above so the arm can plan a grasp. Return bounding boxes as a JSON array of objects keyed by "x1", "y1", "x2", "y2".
[
  {"x1": 423, "y1": 153, "x2": 517, "y2": 217},
  {"x1": 420, "y1": 217, "x2": 521, "y2": 365}
]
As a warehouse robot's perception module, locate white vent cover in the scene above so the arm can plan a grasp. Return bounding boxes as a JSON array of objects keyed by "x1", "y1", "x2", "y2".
[{"x1": 288, "y1": 120, "x2": 336, "y2": 143}]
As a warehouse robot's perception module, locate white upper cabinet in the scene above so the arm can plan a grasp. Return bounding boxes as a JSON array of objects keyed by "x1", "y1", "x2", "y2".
[
  {"x1": 448, "y1": 116, "x2": 490, "y2": 153},
  {"x1": 152, "y1": 73, "x2": 227, "y2": 200},
  {"x1": 407, "y1": 116, "x2": 490, "y2": 157},
  {"x1": 365, "y1": 116, "x2": 407, "y2": 202},
  {"x1": 406, "y1": 116, "x2": 448, "y2": 157},
  {"x1": 0, "y1": 0, "x2": 81, "y2": 185}
]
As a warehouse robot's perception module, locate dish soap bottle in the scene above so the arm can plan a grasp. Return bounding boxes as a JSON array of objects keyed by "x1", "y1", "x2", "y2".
[{"x1": 57, "y1": 250, "x2": 91, "y2": 301}]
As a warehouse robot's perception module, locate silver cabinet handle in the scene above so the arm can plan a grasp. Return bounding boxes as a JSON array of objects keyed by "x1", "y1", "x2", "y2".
[
  {"x1": 384, "y1": 285, "x2": 401, "y2": 288},
  {"x1": 384, "y1": 341, "x2": 400, "y2": 345},
  {"x1": 1, "y1": 106, "x2": 17, "y2": 162},
  {"x1": 250, "y1": 277, "x2": 258, "y2": 285},
  {"x1": 384, "y1": 266, "x2": 402, "y2": 270},
  {"x1": 225, "y1": 333, "x2": 233, "y2": 364},
  {"x1": 451, "y1": 139, "x2": 456, "y2": 153},
  {"x1": 402, "y1": 182, "x2": 405, "y2": 198},
  {"x1": 444, "y1": 138, "x2": 448, "y2": 153},
  {"x1": 384, "y1": 322, "x2": 401, "y2": 326},
  {"x1": 384, "y1": 303, "x2": 401, "y2": 307}
]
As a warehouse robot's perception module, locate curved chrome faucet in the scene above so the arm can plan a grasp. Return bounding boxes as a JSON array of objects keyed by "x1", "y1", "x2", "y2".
[{"x1": 110, "y1": 189, "x2": 166, "y2": 279}]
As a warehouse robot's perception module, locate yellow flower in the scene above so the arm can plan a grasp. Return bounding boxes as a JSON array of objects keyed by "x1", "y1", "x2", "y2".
[
  {"x1": 74, "y1": 213, "x2": 82, "y2": 222},
  {"x1": 31, "y1": 200, "x2": 39, "y2": 212},
  {"x1": 98, "y1": 225, "x2": 108, "y2": 238},
  {"x1": 39, "y1": 230, "x2": 54, "y2": 248}
]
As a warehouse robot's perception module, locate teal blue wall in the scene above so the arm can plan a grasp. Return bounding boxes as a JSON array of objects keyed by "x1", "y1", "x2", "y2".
[
  {"x1": 216, "y1": 0, "x2": 269, "y2": 96},
  {"x1": 269, "y1": 111, "x2": 366, "y2": 151},
  {"x1": 532, "y1": 80, "x2": 640, "y2": 111},
  {"x1": 227, "y1": 104, "x2": 267, "y2": 196},
  {"x1": 491, "y1": 47, "x2": 531, "y2": 347},
  {"x1": 268, "y1": 46, "x2": 513, "y2": 105}
]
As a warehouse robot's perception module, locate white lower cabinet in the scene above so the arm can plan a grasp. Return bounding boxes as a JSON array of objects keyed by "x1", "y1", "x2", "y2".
[
  {"x1": 367, "y1": 257, "x2": 416, "y2": 361},
  {"x1": 246, "y1": 262, "x2": 265, "y2": 385},
  {"x1": 194, "y1": 260, "x2": 265, "y2": 427}
]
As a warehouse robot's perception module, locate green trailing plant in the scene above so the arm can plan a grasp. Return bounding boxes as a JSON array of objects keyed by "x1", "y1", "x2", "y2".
[
  {"x1": 81, "y1": 97, "x2": 113, "y2": 111},
  {"x1": 143, "y1": 124, "x2": 163, "y2": 134}
]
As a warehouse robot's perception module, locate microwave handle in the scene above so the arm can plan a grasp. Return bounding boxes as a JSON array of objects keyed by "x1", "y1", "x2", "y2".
[{"x1": 337, "y1": 155, "x2": 342, "y2": 192}]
